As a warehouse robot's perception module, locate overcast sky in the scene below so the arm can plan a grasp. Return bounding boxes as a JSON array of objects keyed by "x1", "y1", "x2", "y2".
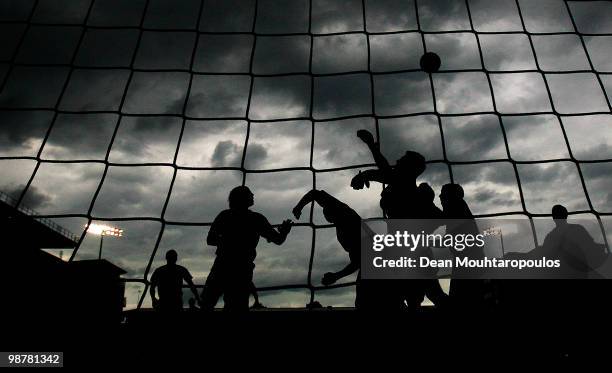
[{"x1": 0, "y1": 0, "x2": 611, "y2": 308}]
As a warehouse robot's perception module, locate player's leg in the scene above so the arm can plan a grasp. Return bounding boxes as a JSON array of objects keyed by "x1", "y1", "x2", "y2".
[
  {"x1": 200, "y1": 259, "x2": 224, "y2": 311},
  {"x1": 250, "y1": 282, "x2": 265, "y2": 309},
  {"x1": 224, "y1": 263, "x2": 254, "y2": 312}
]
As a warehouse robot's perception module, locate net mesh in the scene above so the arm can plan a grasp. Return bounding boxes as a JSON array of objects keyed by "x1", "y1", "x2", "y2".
[{"x1": 1, "y1": 0, "x2": 611, "y2": 308}]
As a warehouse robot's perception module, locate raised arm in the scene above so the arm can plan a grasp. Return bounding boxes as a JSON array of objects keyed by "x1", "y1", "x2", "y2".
[
  {"x1": 357, "y1": 129, "x2": 393, "y2": 174},
  {"x1": 293, "y1": 190, "x2": 344, "y2": 219},
  {"x1": 292, "y1": 190, "x2": 317, "y2": 219}
]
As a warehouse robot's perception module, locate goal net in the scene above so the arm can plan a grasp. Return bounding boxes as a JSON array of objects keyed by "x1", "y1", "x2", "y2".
[{"x1": 0, "y1": 0, "x2": 610, "y2": 308}]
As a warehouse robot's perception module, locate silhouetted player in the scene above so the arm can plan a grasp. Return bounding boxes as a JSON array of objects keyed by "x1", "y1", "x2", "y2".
[
  {"x1": 201, "y1": 186, "x2": 292, "y2": 312},
  {"x1": 293, "y1": 189, "x2": 371, "y2": 307},
  {"x1": 150, "y1": 249, "x2": 201, "y2": 312},
  {"x1": 352, "y1": 129, "x2": 448, "y2": 310},
  {"x1": 537, "y1": 204, "x2": 607, "y2": 278},
  {"x1": 502, "y1": 205, "x2": 609, "y2": 316},
  {"x1": 406, "y1": 183, "x2": 449, "y2": 309},
  {"x1": 439, "y1": 183, "x2": 489, "y2": 309}
]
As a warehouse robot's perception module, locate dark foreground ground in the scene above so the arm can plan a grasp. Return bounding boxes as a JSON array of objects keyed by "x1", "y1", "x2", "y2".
[{"x1": 3, "y1": 305, "x2": 608, "y2": 367}]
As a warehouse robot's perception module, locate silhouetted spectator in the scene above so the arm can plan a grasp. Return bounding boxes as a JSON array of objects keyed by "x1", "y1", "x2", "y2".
[
  {"x1": 150, "y1": 249, "x2": 200, "y2": 312},
  {"x1": 201, "y1": 186, "x2": 292, "y2": 312}
]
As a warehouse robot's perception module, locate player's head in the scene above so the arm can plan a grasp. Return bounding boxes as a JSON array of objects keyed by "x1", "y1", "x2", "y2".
[
  {"x1": 396, "y1": 151, "x2": 426, "y2": 178},
  {"x1": 440, "y1": 183, "x2": 464, "y2": 207},
  {"x1": 166, "y1": 249, "x2": 178, "y2": 264},
  {"x1": 229, "y1": 185, "x2": 254, "y2": 209},
  {"x1": 552, "y1": 204, "x2": 568, "y2": 226},
  {"x1": 418, "y1": 182, "x2": 435, "y2": 202}
]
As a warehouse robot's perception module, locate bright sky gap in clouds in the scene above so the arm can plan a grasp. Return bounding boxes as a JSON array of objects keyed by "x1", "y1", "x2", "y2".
[{"x1": 0, "y1": 0, "x2": 611, "y2": 309}]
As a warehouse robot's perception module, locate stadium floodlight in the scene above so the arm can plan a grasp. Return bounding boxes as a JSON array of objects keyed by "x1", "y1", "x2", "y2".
[
  {"x1": 85, "y1": 223, "x2": 124, "y2": 260},
  {"x1": 483, "y1": 227, "x2": 505, "y2": 256}
]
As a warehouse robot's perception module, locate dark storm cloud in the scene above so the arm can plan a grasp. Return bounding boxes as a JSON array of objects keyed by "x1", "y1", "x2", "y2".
[
  {"x1": 125, "y1": 72, "x2": 190, "y2": 114},
  {"x1": 23, "y1": 162, "x2": 106, "y2": 215},
  {"x1": 567, "y1": 1, "x2": 612, "y2": 34},
  {"x1": 561, "y1": 115, "x2": 612, "y2": 160},
  {"x1": 379, "y1": 116, "x2": 443, "y2": 161},
  {"x1": 91, "y1": 165, "x2": 174, "y2": 218},
  {"x1": 165, "y1": 169, "x2": 243, "y2": 223},
  {"x1": 364, "y1": 0, "x2": 417, "y2": 32},
  {"x1": 370, "y1": 33, "x2": 423, "y2": 72},
  {"x1": 16, "y1": 25, "x2": 81, "y2": 64},
  {"x1": 454, "y1": 162, "x2": 519, "y2": 186},
  {"x1": 0, "y1": 66, "x2": 69, "y2": 107},
  {"x1": 312, "y1": 0, "x2": 364, "y2": 33},
  {"x1": 6, "y1": 184, "x2": 51, "y2": 210},
  {"x1": 32, "y1": 0, "x2": 90, "y2": 24},
  {"x1": 517, "y1": 162, "x2": 590, "y2": 213},
  {"x1": 0, "y1": 0, "x2": 35, "y2": 21},
  {"x1": 468, "y1": 0, "x2": 522, "y2": 32},
  {"x1": 176, "y1": 120, "x2": 247, "y2": 167},
  {"x1": 210, "y1": 140, "x2": 238, "y2": 166},
  {"x1": 532, "y1": 34, "x2": 590, "y2": 71},
  {"x1": 585, "y1": 36, "x2": 612, "y2": 73},
  {"x1": 313, "y1": 34, "x2": 367, "y2": 74},
  {"x1": 518, "y1": 0, "x2": 574, "y2": 32},
  {"x1": 245, "y1": 121, "x2": 311, "y2": 169},
  {"x1": 442, "y1": 115, "x2": 507, "y2": 162},
  {"x1": 88, "y1": 0, "x2": 147, "y2": 27},
  {"x1": 41, "y1": 114, "x2": 117, "y2": 160},
  {"x1": 417, "y1": 0, "x2": 470, "y2": 31},
  {"x1": 313, "y1": 117, "x2": 376, "y2": 169},
  {"x1": 479, "y1": 34, "x2": 536, "y2": 71},
  {"x1": 503, "y1": 115, "x2": 570, "y2": 161},
  {"x1": 256, "y1": 0, "x2": 309, "y2": 34},
  {"x1": 134, "y1": 31, "x2": 196, "y2": 70},
  {"x1": 249, "y1": 76, "x2": 311, "y2": 120},
  {"x1": 75, "y1": 29, "x2": 139, "y2": 67},
  {"x1": 199, "y1": 0, "x2": 255, "y2": 32},
  {"x1": 109, "y1": 115, "x2": 183, "y2": 163},
  {"x1": 452, "y1": 163, "x2": 522, "y2": 214},
  {"x1": 253, "y1": 35, "x2": 310, "y2": 74},
  {"x1": 194, "y1": 35, "x2": 254, "y2": 73},
  {"x1": 0, "y1": 24, "x2": 26, "y2": 61},
  {"x1": 245, "y1": 143, "x2": 272, "y2": 168},
  {"x1": 424, "y1": 33, "x2": 481, "y2": 71},
  {"x1": 314, "y1": 73, "x2": 371, "y2": 119},
  {"x1": 0, "y1": 111, "x2": 52, "y2": 155},
  {"x1": 143, "y1": 0, "x2": 200, "y2": 29},
  {"x1": 581, "y1": 162, "x2": 612, "y2": 213},
  {"x1": 187, "y1": 75, "x2": 250, "y2": 118}
]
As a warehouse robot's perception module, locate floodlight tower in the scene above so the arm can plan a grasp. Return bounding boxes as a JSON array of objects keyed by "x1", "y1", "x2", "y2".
[{"x1": 85, "y1": 223, "x2": 124, "y2": 260}]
